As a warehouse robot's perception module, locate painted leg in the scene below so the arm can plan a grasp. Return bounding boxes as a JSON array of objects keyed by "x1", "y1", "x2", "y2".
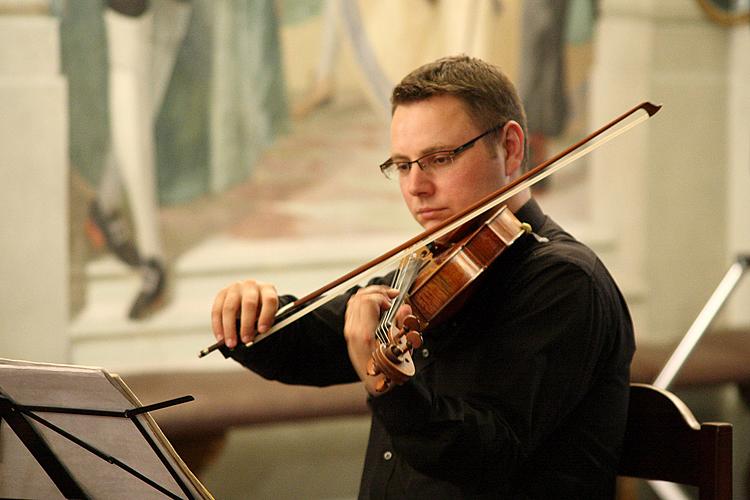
[
  {"x1": 88, "y1": 3, "x2": 150, "y2": 266},
  {"x1": 91, "y1": 0, "x2": 191, "y2": 273},
  {"x1": 129, "y1": 0, "x2": 191, "y2": 319},
  {"x1": 105, "y1": 4, "x2": 167, "y2": 319},
  {"x1": 87, "y1": 150, "x2": 141, "y2": 266}
]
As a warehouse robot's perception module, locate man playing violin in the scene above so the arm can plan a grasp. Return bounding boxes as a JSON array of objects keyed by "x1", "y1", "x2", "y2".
[{"x1": 211, "y1": 55, "x2": 635, "y2": 498}]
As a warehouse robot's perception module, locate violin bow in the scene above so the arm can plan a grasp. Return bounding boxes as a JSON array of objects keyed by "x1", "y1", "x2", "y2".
[{"x1": 199, "y1": 101, "x2": 661, "y2": 357}]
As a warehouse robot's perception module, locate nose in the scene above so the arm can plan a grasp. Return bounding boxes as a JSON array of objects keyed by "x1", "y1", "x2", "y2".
[{"x1": 402, "y1": 164, "x2": 434, "y2": 198}]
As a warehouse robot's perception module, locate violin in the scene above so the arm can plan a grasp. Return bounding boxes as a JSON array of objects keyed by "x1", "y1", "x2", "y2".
[
  {"x1": 199, "y1": 102, "x2": 661, "y2": 388},
  {"x1": 365, "y1": 205, "x2": 531, "y2": 392}
]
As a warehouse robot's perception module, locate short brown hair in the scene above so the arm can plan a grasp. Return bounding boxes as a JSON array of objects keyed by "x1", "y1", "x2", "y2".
[{"x1": 391, "y1": 55, "x2": 528, "y2": 166}]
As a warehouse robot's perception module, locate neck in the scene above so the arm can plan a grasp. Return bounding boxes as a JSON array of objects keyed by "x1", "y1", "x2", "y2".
[{"x1": 505, "y1": 187, "x2": 532, "y2": 212}]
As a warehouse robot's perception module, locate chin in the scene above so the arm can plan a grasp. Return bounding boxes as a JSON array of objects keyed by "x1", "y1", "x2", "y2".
[
  {"x1": 413, "y1": 210, "x2": 449, "y2": 230},
  {"x1": 420, "y1": 219, "x2": 442, "y2": 231}
]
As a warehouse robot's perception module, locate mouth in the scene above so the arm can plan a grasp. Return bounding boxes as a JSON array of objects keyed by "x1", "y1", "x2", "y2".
[{"x1": 416, "y1": 207, "x2": 447, "y2": 223}]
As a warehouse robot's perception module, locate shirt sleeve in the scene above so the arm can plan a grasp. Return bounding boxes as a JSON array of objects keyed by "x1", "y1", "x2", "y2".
[{"x1": 221, "y1": 292, "x2": 361, "y2": 386}]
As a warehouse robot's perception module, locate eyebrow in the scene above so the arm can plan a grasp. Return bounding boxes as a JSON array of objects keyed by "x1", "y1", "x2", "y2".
[{"x1": 390, "y1": 143, "x2": 456, "y2": 161}]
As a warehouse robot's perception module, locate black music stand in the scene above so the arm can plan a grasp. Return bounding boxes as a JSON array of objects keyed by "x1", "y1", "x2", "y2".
[{"x1": 0, "y1": 358, "x2": 213, "y2": 499}]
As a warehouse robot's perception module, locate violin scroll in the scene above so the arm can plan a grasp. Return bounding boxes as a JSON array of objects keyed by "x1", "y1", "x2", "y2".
[{"x1": 366, "y1": 315, "x2": 424, "y2": 393}]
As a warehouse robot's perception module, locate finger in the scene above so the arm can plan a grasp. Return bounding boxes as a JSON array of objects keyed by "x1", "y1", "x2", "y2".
[
  {"x1": 354, "y1": 286, "x2": 400, "y2": 314},
  {"x1": 239, "y1": 284, "x2": 260, "y2": 344},
  {"x1": 222, "y1": 286, "x2": 242, "y2": 348},
  {"x1": 353, "y1": 289, "x2": 393, "y2": 314},
  {"x1": 394, "y1": 303, "x2": 414, "y2": 327},
  {"x1": 345, "y1": 290, "x2": 392, "y2": 344},
  {"x1": 211, "y1": 288, "x2": 228, "y2": 341},
  {"x1": 358, "y1": 285, "x2": 400, "y2": 298},
  {"x1": 256, "y1": 284, "x2": 279, "y2": 334}
]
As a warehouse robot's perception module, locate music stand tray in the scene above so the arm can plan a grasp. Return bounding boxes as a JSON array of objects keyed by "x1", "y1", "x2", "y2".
[{"x1": 0, "y1": 358, "x2": 213, "y2": 499}]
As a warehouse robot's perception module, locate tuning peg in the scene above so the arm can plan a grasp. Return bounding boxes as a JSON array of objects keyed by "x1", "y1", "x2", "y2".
[
  {"x1": 402, "y1": 315, "x2": 421, "y2": 333},
  {"x1": 405, "y1": 330, "x2": 423, "y2": 349},
  {"x1": 374, "y1": 378, "x2": 390, "y2": 393},
  {"x1": 366, "y1": 358, "x2": 380, "y2": 377}
]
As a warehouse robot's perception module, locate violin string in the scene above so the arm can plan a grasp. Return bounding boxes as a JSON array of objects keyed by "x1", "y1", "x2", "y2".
[
  {"x1": 375, "y1": 263, "x2": 404, "y2": 344},
  {"x1": 376, "y1": 254, "x2": 411, "y2": 344},
  {"x1": 376, "y1": 251, "x2": 425, "y2": 346}
]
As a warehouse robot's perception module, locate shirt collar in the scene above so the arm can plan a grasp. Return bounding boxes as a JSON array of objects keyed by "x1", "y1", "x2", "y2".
[{"x1": 513, "y1": 197, "x2": 546, "y2": 233}]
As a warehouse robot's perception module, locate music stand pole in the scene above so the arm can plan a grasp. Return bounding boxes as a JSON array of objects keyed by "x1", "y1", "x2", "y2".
[{"x1": 653, "y1": 254, "x2": 750, "y2": 390}]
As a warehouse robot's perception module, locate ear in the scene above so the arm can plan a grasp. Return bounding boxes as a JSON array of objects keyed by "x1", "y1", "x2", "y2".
[{"x1": 501, "y1": 121, "x2": 525, "y2": 177}]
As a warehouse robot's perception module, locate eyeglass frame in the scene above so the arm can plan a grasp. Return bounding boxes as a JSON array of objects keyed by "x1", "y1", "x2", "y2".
[{"x1": 378, "y1": 122, "x2": 507, "y2": 179}]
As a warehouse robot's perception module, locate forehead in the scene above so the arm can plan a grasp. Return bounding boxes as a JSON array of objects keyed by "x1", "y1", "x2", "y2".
[{"x1": 390, "y1": 95, "x2": 478, "y2": 156}]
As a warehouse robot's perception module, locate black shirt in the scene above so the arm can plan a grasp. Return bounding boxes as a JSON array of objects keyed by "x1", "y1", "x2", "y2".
[{"x1": 224, "y1": 199, "x2": 635, "y2": 499}]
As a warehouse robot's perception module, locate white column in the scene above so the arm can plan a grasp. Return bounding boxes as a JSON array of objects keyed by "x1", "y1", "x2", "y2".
[
  {"x1": 589, "y1": 0, "x2": 731, "y2": 341},
  {"x1": 589, "y1": 1, "x2": 657, "y2": 339},
  {"x1": 0, "y1": 12, "x2": 69, "y2": 362}
]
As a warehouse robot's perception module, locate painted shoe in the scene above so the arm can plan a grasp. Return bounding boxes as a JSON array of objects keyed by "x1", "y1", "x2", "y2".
[
  {"x1": 86, "y1": 200, "x2": 140, "y2": 267},
  {"x1": 128, "y1": 258, "x2": 168, "y2": 320}
]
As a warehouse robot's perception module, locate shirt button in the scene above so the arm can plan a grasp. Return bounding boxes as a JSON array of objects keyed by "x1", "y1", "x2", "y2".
[
  {"x1": 421, "y1": 348, "x2": 430, "y2": 358},
  {"x1": 383, "y1": 451, "x2": 393, "y2": 461}
]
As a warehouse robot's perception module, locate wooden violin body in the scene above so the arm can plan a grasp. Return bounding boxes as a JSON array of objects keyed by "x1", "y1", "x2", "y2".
[{"x1": 408, "y1": 205, "x2": 528, "y2": 327}]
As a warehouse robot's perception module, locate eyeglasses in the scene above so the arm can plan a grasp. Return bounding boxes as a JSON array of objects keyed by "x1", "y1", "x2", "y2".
[{"x1": 379, "y1": 123, "x2": 504, "y2": 180}]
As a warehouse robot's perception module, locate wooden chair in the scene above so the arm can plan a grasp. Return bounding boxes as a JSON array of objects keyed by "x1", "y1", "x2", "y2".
[{"x1": 618, "y1": 383, "x2": 733, "y2": 500}]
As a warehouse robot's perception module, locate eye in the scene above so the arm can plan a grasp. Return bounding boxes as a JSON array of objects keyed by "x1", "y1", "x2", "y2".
[
  {"x1": 395, "y1": 161, "x2": 412, "y2": 173},
  {"x1": 426, "y1": 153, "x2": 453, "y2": 168}
]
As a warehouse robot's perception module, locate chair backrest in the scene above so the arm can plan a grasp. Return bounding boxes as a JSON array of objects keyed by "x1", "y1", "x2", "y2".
[{"x1": 618, "y1": 383, "x2": 733, "y2": 500}]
